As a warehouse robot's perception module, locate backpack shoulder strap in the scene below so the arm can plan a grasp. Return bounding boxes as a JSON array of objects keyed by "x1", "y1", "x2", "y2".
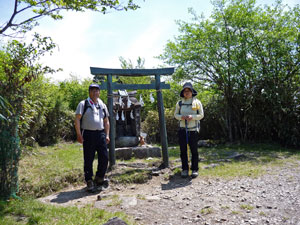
[
  {"x1": 98, "y1": 99, "x2": 107, "y2": 118},
  {"x1": 178, "y1": 100, "x2": 182, "y2": 114},
  {"x1": 80, "y1": 99, "x2": 90, "y2": 126}
]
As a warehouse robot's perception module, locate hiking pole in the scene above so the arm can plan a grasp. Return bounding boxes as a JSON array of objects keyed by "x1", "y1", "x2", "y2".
[{"x1": 185, "y1": 119, "x2": 190, "y2": 176}]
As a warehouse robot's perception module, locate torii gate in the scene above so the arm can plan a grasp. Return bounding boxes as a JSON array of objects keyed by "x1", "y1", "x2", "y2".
[{"x1": 90, "y1": 67, "x2": 174, "y2": 168}]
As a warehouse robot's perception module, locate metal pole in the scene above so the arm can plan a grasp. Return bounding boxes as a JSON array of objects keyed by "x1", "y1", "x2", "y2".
[
  {"x1": 107, "y1": 74, "x2": 116, "y2": 167},
  {"x1": 185, "y1": 120, "x2": 190, "y2": 176},
  {"x1": 155, "y1": 74, "x2": 169, "y2": 168}
]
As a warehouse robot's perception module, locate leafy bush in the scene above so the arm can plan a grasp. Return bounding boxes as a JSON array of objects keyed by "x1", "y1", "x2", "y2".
[
  {"x1": 36, "y1": 96, "x2": 75, "y2": 146},
  {"x1": 142, "y1": 108, "x2": 179, "y2": 145}
]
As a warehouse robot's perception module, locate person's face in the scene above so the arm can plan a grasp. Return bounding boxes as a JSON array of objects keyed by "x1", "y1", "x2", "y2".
[
  {"x1": 183, "y1": 88, "x2": 192, "y2": 99},
  {"x1": 89, "y1": 88, "x2": 100, "y2": 100}
]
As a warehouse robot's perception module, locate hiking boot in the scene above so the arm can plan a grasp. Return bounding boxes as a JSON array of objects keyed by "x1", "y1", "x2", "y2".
[
  {"x1": 94, "y1": 176, "x2": 109, "y2": 190},
  {"x1": 94, "y1": 176, "x2": 105, "y2": 186},
  {"x1": 181, "y1": 170, "x2": 188, "y2": 178},
  {"x1": 191, "y1": 170, "x2": 198, "y2": 178},
  {"x1": 86, "y1": 180, "x2": 94, "y2": 192}
]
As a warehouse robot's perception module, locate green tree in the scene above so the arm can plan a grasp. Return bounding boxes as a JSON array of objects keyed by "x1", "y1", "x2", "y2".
[
  {"x1": 0, "y1": 0, "x2": 139, "y2": 36},
  {"x1": 160, "y1": 0, "x2": 300, "y2": 146},
  {"x1": 0, "y1": 34, "x2": 56, "y2": 200},
  {"x1": 0, "y1": 0, "x2": 141, "y2": 201},
  {"x1": 117, "y1": 57, "x2": 153, "y2": 120},
  {"x1": 58, "y1": 76, "x2": 92, "y2": 111}
]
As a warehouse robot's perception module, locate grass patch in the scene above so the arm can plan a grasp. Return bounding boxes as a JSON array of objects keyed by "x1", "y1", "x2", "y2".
[
  {"x1": 198, "y1": 142, "x2": 298, "y2": 163},
  {"x1": 240, "y1": 204, "x2": 254, "y2": 211},
  {"x1": 0, "y1": 198, "x2": 135, "y2": 225},
  {"x1": 168, "y1": 146, "x2": 180, "y2": 159},
  {"x1": 110, "y1": 169, "x2": 152, "y2": 184},
  {"x1": 194, "y1": 142, "x2": 300, "y2": 179},
  {"x1": 200, "y1": 207, "x2": 213, "y2": 215},
  {"x1": 105, "y1": 195, "x2": 122, "y2": 207},
  {"x1": 19, "y1": 142, "x2": 85, "y2": 198},
  {"x1": 259, "y1": 211, "x2": 267, "y2": 216},
  {"x1": 198, "y1": 161, "x2": 265, "y2": 178}
]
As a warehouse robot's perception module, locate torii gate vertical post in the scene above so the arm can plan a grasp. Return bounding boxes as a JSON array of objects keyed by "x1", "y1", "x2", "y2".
[
  {"x1": 155, "y1": 74, "x2": 169, "y2": 167},
  {"x1": 107, "y1": 74, "x2": 116, "y2": 166},
  {"x1": 90, "y1": 67, "x2": 174, "y2": 169}
]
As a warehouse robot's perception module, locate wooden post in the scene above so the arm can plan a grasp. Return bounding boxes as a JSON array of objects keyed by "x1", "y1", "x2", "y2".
[
  {"x1": 107, "y1": 74, "x2": 116, "y2": 167},
  {"x1": 155, "y1": 74, "x2": 169, "y2": 168}
]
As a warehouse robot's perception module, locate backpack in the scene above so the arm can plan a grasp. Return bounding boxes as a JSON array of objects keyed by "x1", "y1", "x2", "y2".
[
  {"x1": 80, "y1": 99, "x2": 107, "y2": 127},
  {"x1": 178, "y1": 100, "x2": 201, "y2": 132}
]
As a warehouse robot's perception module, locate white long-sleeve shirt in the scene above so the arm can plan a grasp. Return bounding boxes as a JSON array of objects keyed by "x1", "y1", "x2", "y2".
[{"x1": 174, "y1": 97, "x2": 204, "y2": 131}]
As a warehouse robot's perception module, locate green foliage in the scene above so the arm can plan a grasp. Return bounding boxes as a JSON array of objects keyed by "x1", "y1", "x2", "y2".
[
  {"x1": 0, "y1": 96, "x2": 11, "y2": 121},
  {"x1": 0, "y1": 198, "x2": 135, "y2": 225},
  {"x1": 160, "y1": 0, "x2": 300, "y2": 147},
  {"x1": 16, "y1": 75, "x2": 94, "y2": 147},
  {"x1": 58, "y1": 76, "x2": 93, "y2": 111},
  {"x1": 142, "y1": 108, "x2": 179, "y2": 145},
  {"x1": 18, "y1": 143, "x2": 85, "y2": 198},
  {"x1": 1, "y1": 0, "x2": 140, "y2": 36},
  {"x1": 110, "y1": 169, "x2": 151, "y2": 184},
  {"x1": 0, "y1": 34, "x2": 57, "y2": 200},
  {"x1": 142, "y1": 110, "x2": 160, "y2": 143},
  {"x1": 36, "y1": 96, "x2": 75, "y2": 146}
]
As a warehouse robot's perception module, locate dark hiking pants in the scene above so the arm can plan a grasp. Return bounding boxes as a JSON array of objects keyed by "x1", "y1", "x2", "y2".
[
  {"x1": 83, "y1": 130, "x2": 108, "y2": 182},
  {"x1": 178, "y1": 128, "x2": 199, "y2": 171}
]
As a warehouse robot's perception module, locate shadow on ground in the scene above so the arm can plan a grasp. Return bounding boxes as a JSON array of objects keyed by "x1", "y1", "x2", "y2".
[
  {"x1": 50, "y1": 187, "x2": 101, "y2": 204},
  {"x1": 161, "y1": 174, "x2": 192, "y2": 191}
]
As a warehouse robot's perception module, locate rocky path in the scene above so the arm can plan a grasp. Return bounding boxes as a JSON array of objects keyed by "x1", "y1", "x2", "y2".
[{"x1": 39, "y1": 161, "x2": 300, "y2": 225}]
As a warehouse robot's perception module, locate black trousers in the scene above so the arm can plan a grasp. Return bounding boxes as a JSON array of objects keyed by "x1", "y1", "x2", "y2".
[
  {"x1": 178, "y1": 129, "x2": 199, "y2": 171},
  {"x1": 82, "y1": 130, "x2": 108, "y2": 182}
]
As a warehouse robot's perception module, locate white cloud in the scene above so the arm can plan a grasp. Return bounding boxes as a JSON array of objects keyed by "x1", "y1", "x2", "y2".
[
  {"x1": 117, "y1": 19, "x2": 173, "y2": 68},
  {"x1": 36, "y1": 11, "x2": 95, "y2": 81}
]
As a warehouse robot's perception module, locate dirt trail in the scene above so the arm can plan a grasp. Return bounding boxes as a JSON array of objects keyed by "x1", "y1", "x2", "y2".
[{"x1": 39, "y1": 161, "x2": 300, "y2": 225}]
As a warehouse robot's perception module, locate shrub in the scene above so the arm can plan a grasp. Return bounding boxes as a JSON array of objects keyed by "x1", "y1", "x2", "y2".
[{"x1": 142, "y1": 108, "x2": 179, "y2": 145}]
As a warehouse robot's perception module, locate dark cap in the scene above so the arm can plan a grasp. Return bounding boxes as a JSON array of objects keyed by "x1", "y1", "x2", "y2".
[
  {"x1": 89, "y1": 83, "x2": 100, "y2": 91},
  {"x1": 180, "y1": 82, "x2": 197, "y2": 97}
]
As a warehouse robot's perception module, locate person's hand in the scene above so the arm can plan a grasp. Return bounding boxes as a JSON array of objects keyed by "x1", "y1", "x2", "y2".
[
  {"x1": 106, "y1": 136, "x2": 110, "y2": 144},
  {"x1": 77, "y1": 134, "x2": 83, "y2": 144},
  {"x1": 186, "y1": 115, "x2": 193, "y2": 121}
]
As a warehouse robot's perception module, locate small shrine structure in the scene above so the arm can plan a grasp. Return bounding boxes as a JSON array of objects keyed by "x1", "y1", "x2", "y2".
[
  {"x1": 113, "y1": 90, "x2": 141, "y2": 148},
  {"x1": 90, "y1": 67, "x2": 174, "y2": 168}
]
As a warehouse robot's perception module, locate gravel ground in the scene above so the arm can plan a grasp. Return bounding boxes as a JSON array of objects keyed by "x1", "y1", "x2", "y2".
[{"x1": 39, "y1": 160, "x2": 300, "y2": 225}]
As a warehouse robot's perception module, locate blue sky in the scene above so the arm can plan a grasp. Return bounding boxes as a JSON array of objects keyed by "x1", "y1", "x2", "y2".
[{"x1": 0, "y1": 0, "x2": 299, "y2": 82}]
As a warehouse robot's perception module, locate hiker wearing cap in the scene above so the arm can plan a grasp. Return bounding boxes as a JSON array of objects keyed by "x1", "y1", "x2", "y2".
[
  {"x1": 174, "y1": 82, "x2": 204, "y2": 178},
  {"x1": 75, "y1": 84, "x2": 110, "y2": 191}
]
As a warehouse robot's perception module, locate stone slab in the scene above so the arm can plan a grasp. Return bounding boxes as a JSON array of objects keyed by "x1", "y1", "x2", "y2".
[{"x1": 115, "y1": 146, "x2": 161, "y2": 160}]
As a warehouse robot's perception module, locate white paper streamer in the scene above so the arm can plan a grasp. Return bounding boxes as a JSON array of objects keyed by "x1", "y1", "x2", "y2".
[
  {"x1": 118, "y1": 96, "x2": 122, "y2": 106},
  {"x1": 130, "y1": 110, "x2": 134, "y2": 119},
  {"x1": 140, "y1": 94, "x2": 144, "y2": 106},
  {"x1": 127, "y1": 97, "x2": 131, "y2": 108},
  {"x1": 116, "y1": 111, "x2": 119, "y2": 120},
  {"x1": 150, "y1": 93, "x2": 155, "y2": 103},
  {"x1": 121, "y1": 111, "x2": 125, "y2": 121}
]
